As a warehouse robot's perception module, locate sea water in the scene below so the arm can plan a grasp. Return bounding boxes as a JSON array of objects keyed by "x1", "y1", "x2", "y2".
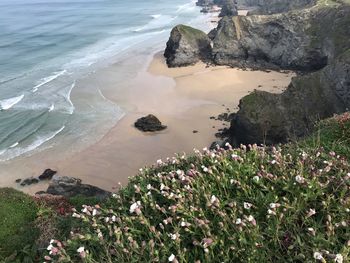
[{"x1": 0, "y1": 0, "x2": 211, "y2": 163}]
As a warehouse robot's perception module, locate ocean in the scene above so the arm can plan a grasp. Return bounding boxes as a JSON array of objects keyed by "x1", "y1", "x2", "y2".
[{"x1": 0, "y1": 0, "x2": 211, "y2": 163}]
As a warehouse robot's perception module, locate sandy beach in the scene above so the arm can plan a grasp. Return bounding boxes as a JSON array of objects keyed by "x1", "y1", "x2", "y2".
[{"x1": 0, "y1": 51, "x2": 294, "y2": 194}]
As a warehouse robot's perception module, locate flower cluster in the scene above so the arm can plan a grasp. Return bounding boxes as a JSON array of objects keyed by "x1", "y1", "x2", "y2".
[{"x1": 45, "y1": 144, "x2": 349, "y2": 262}]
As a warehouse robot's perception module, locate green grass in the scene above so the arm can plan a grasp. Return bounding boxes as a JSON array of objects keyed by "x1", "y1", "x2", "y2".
[
  {"x1": 300, "y1": 113, "x2": 350, "y2": 159},
  {"x1": 0, "y1": 188, "x2": 39, "y2": 262}
]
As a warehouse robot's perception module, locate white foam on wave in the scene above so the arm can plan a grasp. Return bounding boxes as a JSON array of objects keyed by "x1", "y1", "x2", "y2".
[
  {"x1": 151, "y1": 14, "x2": 162, "y2": 19},
  {"x1": 10, "y1": 142, "x2": 19, "y2": 148},
  {"x1": 49, "y1": 103, "x2": 55, "y2": 112},
  {"x1": 66, "y1": 83, "x2": 75, "y2": 114},
  {"x1": 32, "y1": 70, "x2": 67, "y2": 93},
  {"x1": 0, "y1": 126, "x2": 65, "y2": 161},
  {"x1": 0, "y1": 94, "x2": 25, "y2": 110}
]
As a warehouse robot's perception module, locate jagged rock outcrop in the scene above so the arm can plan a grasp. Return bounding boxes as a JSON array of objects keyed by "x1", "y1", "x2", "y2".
[
  {"x1": 46, "y1": 176, "x2": 111, "y2": 199},
  {"x1": 164, "y1": 25, "x2": 212, "y2": 67},
  {"x1": 211, "y1": 4, "x2": 350, "y2": 71},
  {"x1": 230, "y1": 50, "x2": 350, "y2": 145}
]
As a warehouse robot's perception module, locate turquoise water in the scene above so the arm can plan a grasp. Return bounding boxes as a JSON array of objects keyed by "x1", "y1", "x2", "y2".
[{"x1": 0, "y1": 0, "x2": 209, "y2": 162}]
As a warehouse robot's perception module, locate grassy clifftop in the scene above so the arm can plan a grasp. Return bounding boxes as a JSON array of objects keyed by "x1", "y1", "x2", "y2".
[{"x1": 1, "y1": 113, "x2": 350, "y2": 262}]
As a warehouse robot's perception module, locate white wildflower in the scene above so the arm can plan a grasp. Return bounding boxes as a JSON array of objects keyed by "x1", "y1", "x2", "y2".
[
  {"x1": 335, "y1": 254, "x2": 343, "y2": 263},
  {"x1": 202, "y1": 166, "x2": 209, "y2": 173},
  {"x1": 269, "y1": 203, "x2": 279, "y2": 209},
  {"x1": 235, "y1": 218, "x2": 242, "y2": 225},
  {"x1": 306, "y1": 208, "x2": 316, "y2": 218},
  {"x1": 168, "y1": 254, "x2": 176, "y2": 262},
  {"x1": 130, "y1": 201, "x2": 141, "y2": 214},
  {"x1": 210, "y1": 195, "x2": 218, "y2": 204},
  {"x1": 253, "y1": 176, "x2": 260, "y2": 182},
  {"x1": 47, "y1": 244, "x2": 53, "y2": 251},
  {"x1": 295, "y1": 175, "x2": 305, "y2": 184},
  {"x1": 92, "y1": 209, "x2": 97, "y2": 216},
  {"x1": 77, "y1": 247, "x2": 85, "y2": 253},
  {"x1": 313, "y1": 252, "x2": 323, "y2": 260},
  {"x1": 244, "y1": 202, "x2": 252, "y2": 210}
]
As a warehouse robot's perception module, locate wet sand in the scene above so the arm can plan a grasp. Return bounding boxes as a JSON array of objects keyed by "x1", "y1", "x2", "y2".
[{"x1": 1, "y1": 53, "x2": 294, "y2": 194}]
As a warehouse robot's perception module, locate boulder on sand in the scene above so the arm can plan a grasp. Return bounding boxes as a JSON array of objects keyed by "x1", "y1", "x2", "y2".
[
  {"x1": 38, "y1": 168, "x2": 57, "y2": 180},
  {"x1": 134, "y1": 114, "x2": 167, "y2": 132}
]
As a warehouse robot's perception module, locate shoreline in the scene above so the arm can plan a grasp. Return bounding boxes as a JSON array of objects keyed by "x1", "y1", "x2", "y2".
[{"x1": 3, "y1": 50, "x2": 294, "y2": 195}]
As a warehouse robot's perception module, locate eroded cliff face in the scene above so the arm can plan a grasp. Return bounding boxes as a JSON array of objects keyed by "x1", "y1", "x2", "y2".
[
  {"x1": 212, "y1": 4, "x2": 350, "y2": 70},
  {"x1": 230, "y1": 49, "x2": 350, "y2": 145}
]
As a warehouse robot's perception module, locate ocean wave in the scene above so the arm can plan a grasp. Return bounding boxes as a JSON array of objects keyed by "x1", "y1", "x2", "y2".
[
  {"x1": 0, "y1": 126, "x2": 65, "y2": 162},
  {"x1": 0, "y1": 94, "x2": 25, "y2": 110},
  {"x1": 176, "y1": 0, "x2": 197, "y2": 13},
  {"x1": 63, "y1": 29, "x2": 166, "y2": 69},
  {"x1": 0, "y1": 110, "x2": 48, "y2": 146},
  {"x1": 32, "y1": 70, "x2": 67, "y2": 93},
  {"x1": 132, "y1": 15, "x2": 176, "y2": 33}
]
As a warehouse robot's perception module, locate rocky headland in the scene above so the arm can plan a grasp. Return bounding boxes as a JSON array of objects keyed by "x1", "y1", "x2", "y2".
[{"x1": 165, "y1": 0, "x2": 350, "y2": 145}]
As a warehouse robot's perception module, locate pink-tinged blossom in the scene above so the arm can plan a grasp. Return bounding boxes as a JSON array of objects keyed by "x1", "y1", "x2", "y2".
[
  {"x1": 130, "y1": 201, "x2": 141, "y2": 214},
  {"x1": 306, "y1": 208, "x2": 316, "y2": 218},
  {"x1": 77, "y1": 246, "x2": 86, "y2": 258}
]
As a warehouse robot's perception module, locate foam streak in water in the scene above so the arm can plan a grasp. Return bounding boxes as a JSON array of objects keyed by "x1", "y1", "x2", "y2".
[
  {"x1": 32, "y1": 70, "x2": 67, "y2": 93},
  {"x1": 0, "y1": 94, "x2": 24, "y2": 110}
]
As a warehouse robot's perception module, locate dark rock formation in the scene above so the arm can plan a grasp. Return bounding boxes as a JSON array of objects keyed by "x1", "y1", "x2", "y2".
[
  {"x1": 229, "y1": 49, "x2": 350, "y2": 145},
  {"x1": 46, "y1": 176, "x2": 111, "y2": 199},
  {"x1": 134, "y1": 114, "x2": 167, "y2": 132},
  {"x1": 20, "y1": 177, "x2": 39, "y2": 186},
  {"x1": 38, "y1": 169, "x2": 57, "y2": 180},
  {"x1": 211, "y1": 4, "x2": 350, "y2": 71},
  {"x1": 219, "y1": 0, "x2": 238, "y2": 17},
  {"x1": 164, "y1": 25, "x2": 212, "y2": 67}
]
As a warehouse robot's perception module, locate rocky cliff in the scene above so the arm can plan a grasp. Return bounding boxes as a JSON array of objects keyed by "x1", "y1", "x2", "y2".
[
  {"x1": 230, "y1": 49, "x2": 350, "y2": 145},
  {"x1": 212, "y1": 3, "x2": 350, "y2": 70},
  {"x1": 165, "y1": 0, "x2": 350, "y2": 145}
]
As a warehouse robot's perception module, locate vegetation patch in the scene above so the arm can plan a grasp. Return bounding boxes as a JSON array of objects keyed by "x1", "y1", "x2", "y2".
[
  {"x1": 0, "y1": 188, "x2": 39, "y2": 262},
  {"x1": 43, "y1": 114, "x2": 350, "y2": 263}
]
